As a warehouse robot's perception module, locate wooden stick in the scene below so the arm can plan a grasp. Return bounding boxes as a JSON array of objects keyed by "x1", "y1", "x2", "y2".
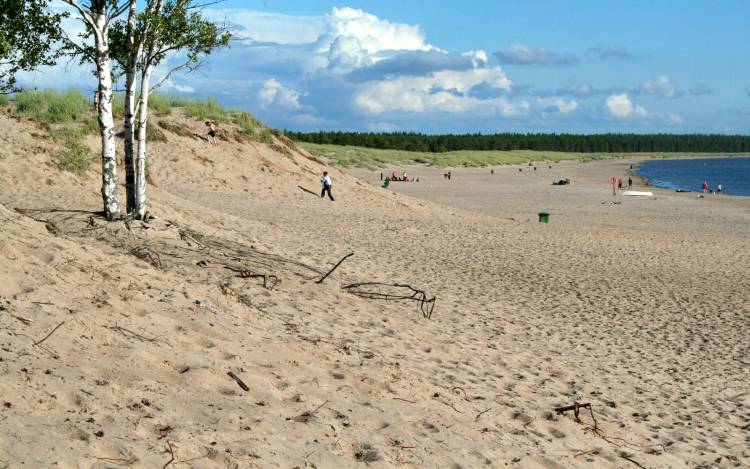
[
  {"x1": 11, "y1": 314, "x2": 33, "y2": 325},
  {"x1": 316, "y1": 252, "x2": 354, "y2": 284},
  {"x1": 475, "y1": 408, "x2": 491, "y2": 422},
  {"x1": 227, "y1": 371, "x2": 250, "y2": 391},
  {"x1": 33, "y1": 321, "x2": 65, "y2": 346},
  {"x1": 162, "y1": 441, "x2": 175, "y2": 469}
]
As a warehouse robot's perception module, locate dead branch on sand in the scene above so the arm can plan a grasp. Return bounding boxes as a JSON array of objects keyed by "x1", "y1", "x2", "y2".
[
  {"x1": 341, "y1": 282, "x2": 436, "y2": 318},
  {"x1": 291, "y1": 400, "x2": 329, "y2": 423},
  {"x1": 316, "y1": 252, "x2": 354, "y2": 284},
  {"x1": 227, "y1": 371, "x2": 250, "y2": 391},
  {"x1": 556, "y1": 402, "x2": 666, "y2": 454},
  {"x1": 33, "y1": 321, "x2": 65, "y2": 346},
  {"x1": 107, "y1": 324, "x2": 159, "y2": 344},
  {"x1": 129, "y1": 245, "x2": 162, "y2": 268}
]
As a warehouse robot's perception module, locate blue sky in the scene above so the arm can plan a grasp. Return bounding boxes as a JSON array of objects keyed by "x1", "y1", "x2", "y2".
[{"x1": 28, "y1": 0, "x2": 750, "y2": 134}]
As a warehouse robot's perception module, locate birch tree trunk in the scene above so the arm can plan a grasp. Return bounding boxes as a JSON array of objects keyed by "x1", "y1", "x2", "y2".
[
  {"x1": 122, "y1": 0, "x2": 138, "y2": 214},
  {"x1": 135, "y1": 63, "x2": 154, "y2": 219},
  {"x1": 92, "y1": 10, "x2": 121, "y2": 220}
]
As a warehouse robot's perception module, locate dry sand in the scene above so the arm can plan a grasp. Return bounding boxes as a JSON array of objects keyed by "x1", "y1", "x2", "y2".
[{"x1": 0, "y1": 110, "x2": 748, "y2": 468}]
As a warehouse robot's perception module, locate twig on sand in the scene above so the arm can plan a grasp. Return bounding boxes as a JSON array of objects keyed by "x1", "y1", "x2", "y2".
[
  {"x1": 107, "y1": 324, "x2": 159, "y2": 343},
  {"x1": 11, "y1": 314, "x2": 33, "y2": 325},
  {"x1": 227, "y1": 371, "x2": 250, "y2": 391},
  {"x1": 451, "y1": 386, "x2": 470, "y2": 401},
  {"x1": 475, "y1": 408, "x2": 491, "y2": 422},
  {"x1": 293, "y1": 400, "x2": 330, "y2": 423},
  {"x1": 619, "y1": 454, "x2": 648, "y2": 469},
  {"x1": 316, "y1": 252, "x2": 354, "y2": 284},
  {"x1": 393, "y1": 397, "x2": 416, "y2": 404},
  {"x1": 162, "y1": 441, "x2": 175, "y2": 469},
  {"x1": 94, "y1": 456, "x2": 137, "y2": 466},
  {"x1": 33, "y1": 321, "x2": 65, "y2": 346}
]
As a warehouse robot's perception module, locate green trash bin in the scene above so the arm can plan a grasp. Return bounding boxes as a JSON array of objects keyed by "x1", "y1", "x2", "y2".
[{"x1": 538, "y1": 212, "x2": 550, "y2": 223}]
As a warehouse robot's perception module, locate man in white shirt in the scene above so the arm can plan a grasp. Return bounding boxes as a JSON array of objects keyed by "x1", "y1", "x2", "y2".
[{"x1": 321, "y1": 171, "x2": 334, "y2": 201}]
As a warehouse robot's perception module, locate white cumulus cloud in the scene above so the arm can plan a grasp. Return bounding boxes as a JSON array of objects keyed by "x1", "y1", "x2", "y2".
[
  {"x1": 606, "y1": 93, "x2": 647, "y2": 118},
  {"x1": 259, "y1": 79, "x2": 303, "y2": 110},
  {"x1": 537, "y1": 97, "x2": 578, "y2": 115},
  {"x1": 640, "y1": 75, "x2": 676, "y2": 98},
  {"x1": 354, "y1": 68, "x2": 522, "y2": 115},
  {"x1": 494, "y1": 43, "x2": 578, "y2": 65}
]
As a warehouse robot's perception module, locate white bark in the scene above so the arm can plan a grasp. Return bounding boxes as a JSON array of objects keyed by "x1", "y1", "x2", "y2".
[
  {"x1": 93, "y1": 9, "x2": 121, "y2": 220},
  {"x1": 123, "y1": 0, "x2": 139, "y2": 214},
  {"x1": 135, "y1": 63, "x2": 154, "y2": 219}
]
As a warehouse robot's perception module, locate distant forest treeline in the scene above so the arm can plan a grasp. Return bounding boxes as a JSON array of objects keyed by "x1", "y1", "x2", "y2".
[{"x1": 286, "y1": 131, "x2": 750, "y2": 153}]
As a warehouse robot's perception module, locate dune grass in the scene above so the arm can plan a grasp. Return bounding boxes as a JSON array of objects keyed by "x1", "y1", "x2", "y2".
[
  {"x1": 149, "y1": 93, "x2": 189, "y2": 115},
  {"x1": 297, "y1": 142, "x2": 743, "y2": 170},
  {"x1": 0, "y1": 94, "x2": 9, "y2": 106},
  {"x1": 232, "y1": 111, "x2": 273, "y2": 143},
  {"x1": 184, "y1": 97, "x2": 230, "y2": 122},
  {"x1": 15, "y1": 89, "x2": 90, "y2": 124}
]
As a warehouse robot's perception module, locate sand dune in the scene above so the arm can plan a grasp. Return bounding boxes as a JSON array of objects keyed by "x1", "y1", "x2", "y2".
[{"x1": 0, "y1": 111, "x2": 748, "y2": 468}]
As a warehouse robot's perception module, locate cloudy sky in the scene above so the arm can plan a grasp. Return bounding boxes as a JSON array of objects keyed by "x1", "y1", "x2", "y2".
[{"x1": 25, "y1": 0, "x2": 750, "y2": 134}]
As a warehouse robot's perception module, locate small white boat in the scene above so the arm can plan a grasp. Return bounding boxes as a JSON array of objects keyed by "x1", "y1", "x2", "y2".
[{"x1": 622, "y1": 190, "x2": 653, "y2": 197}]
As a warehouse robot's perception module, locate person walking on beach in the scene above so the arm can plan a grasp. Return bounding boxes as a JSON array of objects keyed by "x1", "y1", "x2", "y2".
[
  {"x1": 610, "y1": 176, "x2": 617, "y2": 196},
  {"x1": 702, "y1": 180, "x2": 709, "y2": 193},
  {"x1": 717, "y1": 183, "x2": 722, "y2": 193},
  {"x1": 627, "y1": 177, "x2": 633, "y2": 190},
  {"x1": 321, "y1": 171, "x2": 334, "y2": 201}
]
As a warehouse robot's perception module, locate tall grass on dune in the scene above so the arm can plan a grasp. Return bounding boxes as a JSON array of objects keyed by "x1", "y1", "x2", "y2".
[
  {"x1": 232, "y1": 111, "x2": 273, "y2": 143},
  {"x1": 184, "y1": 97, "x2": 230, "y2": 122},
  {"x1": 0, "y1": 94, "x2": 9, "y2": 106},
  {"x1": 14, "y1": 89, "x2": 90, "y2": 124},
  {"x1": 148, "y1": 92, "x2": 189, "y2": 115}
]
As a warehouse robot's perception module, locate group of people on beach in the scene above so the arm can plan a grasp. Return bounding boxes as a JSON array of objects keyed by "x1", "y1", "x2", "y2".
[
  {"x1": 702, "y1": 180, "x2": 722, "y2": 194},
  {"x1": 610, "y1": 176, "x2": 633, "y2": 195},
  {"x1": 380, "y1": 171, "x2": 420, "y2": 182}
]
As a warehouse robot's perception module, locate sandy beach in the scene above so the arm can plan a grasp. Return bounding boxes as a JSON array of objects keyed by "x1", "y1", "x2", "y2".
[{"x1": 1, "y1": 111, "x2": 748, "y2": 468}]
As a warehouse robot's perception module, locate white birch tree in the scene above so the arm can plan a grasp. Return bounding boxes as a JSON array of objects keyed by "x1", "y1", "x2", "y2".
[
  {"x1": 111, "y1": 0, "x2": 229, "y2": 218},
  {"x1": 61, "y1": 0, "x2": 130, "y2": 220}
]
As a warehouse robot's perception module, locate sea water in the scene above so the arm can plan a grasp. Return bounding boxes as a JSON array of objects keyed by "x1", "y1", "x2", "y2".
[{"x1": 635, "y1": 157, "x2": 750, "y2": 196}]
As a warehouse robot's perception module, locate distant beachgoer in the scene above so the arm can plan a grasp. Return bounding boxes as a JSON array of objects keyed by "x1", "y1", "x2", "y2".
[
  {"x1": 610, "y1": 176, "x2": 617, "y2": 196},
  {"x1": 618, "y1": 178, "x2": 623, "y2": 189},
  {"x1": 321, "y1": 171, "x2": 334, "y2": 201},
  {"x1": 702, "y1": 180, "x2": 709, "y2": 193},
  {"x1": 205, "y1": 121, "x2": 217, "y2": 144},
  {"x1": 380, "y1": 172, "x2": 383, "y2": 181},
  {"x1": 717, "y1": 183, "x2": 722, "y2": 193},
  {"x1": 627, "y1": 177, "x2": 633, "y2": 190},
  {"x1": 491, "y1": 169, "x2": 494, "y2": 174},
  {"x1": 447, "y1": 171, "x2": 452, "y2": 180}
]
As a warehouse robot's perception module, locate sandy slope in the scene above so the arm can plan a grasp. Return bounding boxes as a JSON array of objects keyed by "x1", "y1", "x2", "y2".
[{"x1": 0, "y1": 110, "x2": 748, "y2": 468}]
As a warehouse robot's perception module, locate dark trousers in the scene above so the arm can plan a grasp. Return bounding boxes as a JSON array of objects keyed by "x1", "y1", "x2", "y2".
[{"x1": 321, "y1": 186, "x2": 334, "y2": 201}]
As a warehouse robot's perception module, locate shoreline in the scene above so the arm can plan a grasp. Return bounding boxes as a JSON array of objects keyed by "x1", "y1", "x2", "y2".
[{"x1": 634, "y1": 155, "x2": 750, "y2": 197}]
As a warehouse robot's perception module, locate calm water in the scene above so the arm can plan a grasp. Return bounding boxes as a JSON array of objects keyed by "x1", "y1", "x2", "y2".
[{"x1": 635, "y1": 157, "x2": 750, "y2": 196}]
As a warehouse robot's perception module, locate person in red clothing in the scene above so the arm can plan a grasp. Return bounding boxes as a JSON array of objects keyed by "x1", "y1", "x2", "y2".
[
  {"x1": 702, "y1": 180, "x2": 709, "y2": 193},
  {"x1": 610, "y1": 176, "x2": 617, "y2": 196}
]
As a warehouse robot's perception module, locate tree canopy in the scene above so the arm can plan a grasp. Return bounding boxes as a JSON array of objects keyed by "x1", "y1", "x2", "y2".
[
  {"x1": 0, "y1": 0, "x2": 65, "y2": 93},
  {"x1": 286, "y1": 131, "x2": 750, "y2": 154}
]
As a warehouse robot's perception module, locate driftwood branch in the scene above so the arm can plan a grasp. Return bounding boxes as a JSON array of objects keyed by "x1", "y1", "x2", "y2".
[
  {"x1": 34, "y1": 321, "x2": 65, "y2": 346},
  {"x1": 162, "y1": 440, "x2": 175, "y2": 469},
  {"x1": 317, "y1": 252, "x2": 354, "y2": 284},
  {"x1": 341, "y1": 282, "x2": 436, "y2": 318},
  {"x1": 227, "y1": 371, "x2": 250, "y2": 391},
  {"x1": 223, "y1": 266, "x2": 279, "y2": 289}
]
